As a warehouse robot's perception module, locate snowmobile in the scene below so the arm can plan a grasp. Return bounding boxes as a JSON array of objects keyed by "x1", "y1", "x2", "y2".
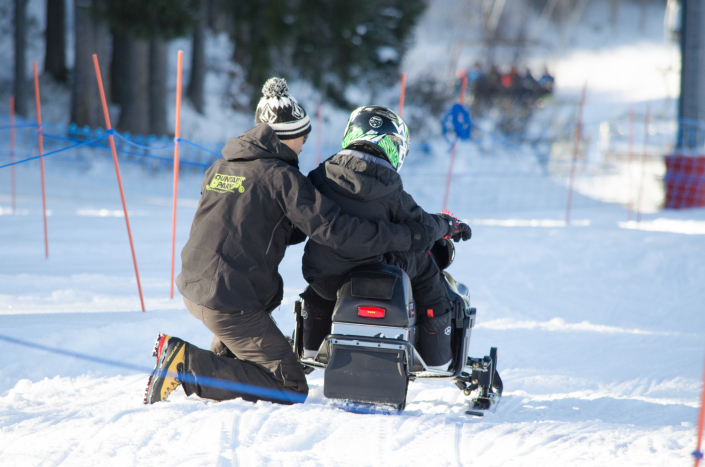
[{"x1": 292, "y1": 239, "x2": 502, "y2": 415}]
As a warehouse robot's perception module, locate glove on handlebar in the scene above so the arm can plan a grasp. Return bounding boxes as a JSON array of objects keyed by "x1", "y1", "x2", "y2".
[
  {"x1": 452, "y1": 222, "x2": 472, "y2": 242},
  {"x1": 437, "y1": 212, "x2": 472, "y2": 243}
]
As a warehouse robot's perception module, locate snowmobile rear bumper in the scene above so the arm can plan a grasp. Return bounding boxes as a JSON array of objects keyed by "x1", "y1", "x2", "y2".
[{"x1": 324, "y1": 336, "x2": 410, "y2": 407}]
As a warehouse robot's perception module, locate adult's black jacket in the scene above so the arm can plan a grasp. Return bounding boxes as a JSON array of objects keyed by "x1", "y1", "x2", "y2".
[
  {"x1": 302, "y1": 149, "x2": 449, "y2": 299},
  {"x1": 176, "y1": 124, "x2": 420, "y2": 313}
]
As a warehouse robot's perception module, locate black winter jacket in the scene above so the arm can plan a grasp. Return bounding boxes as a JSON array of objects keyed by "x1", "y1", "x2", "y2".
[
  {"x1": 302, "y1": 149, "x2": 450, "y2": 299},
  {"x1": 176, "y1": 125, "x2": 416, "y2": 313}
]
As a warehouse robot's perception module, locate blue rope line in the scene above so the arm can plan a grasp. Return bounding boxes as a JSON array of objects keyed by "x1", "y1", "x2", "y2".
[
  {"x1": 112, "y1": 149, "x2": 209, "y2": 167},
  {"x1": 41, "y1": 132, "x2": 211, "y2": 168},
  {"x1": 178, "y1": 138, "x2": 222, "y2": 158},
  {"x1": 0, "y1": 333, "x2": 306, "y2": 404},
  {"x1": 43, "y1": 132, "x2": 107, "y2": 145},
  {"x1": 112, "y1": 130, "x2": 176, "y2": 151},
  {"x1": 0, "y1": 123, "x2": 39, "y2": 130},
  {"x1": 0, "y1": 134, "x2": 110, "y2": 170}
]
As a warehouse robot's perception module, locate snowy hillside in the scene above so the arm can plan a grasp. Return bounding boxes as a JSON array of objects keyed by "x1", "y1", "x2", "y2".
[
  {"x1": 1, "y1": 0, "x2": 704, "y2": 466},
  {"x1": 1, "y1": 154, "x2": 703, "y2": 465}
]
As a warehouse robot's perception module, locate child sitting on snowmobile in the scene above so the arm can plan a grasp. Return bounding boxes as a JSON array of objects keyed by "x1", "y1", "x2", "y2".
[
  {"x1": 301, "y1": 106, "x2": 471, "y2": 370},
  {"x1": 144, "y1": 82, "x2": 446, "y2": 406}
]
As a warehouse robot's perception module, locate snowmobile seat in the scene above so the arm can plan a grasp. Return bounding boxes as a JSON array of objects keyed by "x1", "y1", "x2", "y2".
[{"x1": 330, "y1": 264, "x2": 413, "y2": 328}]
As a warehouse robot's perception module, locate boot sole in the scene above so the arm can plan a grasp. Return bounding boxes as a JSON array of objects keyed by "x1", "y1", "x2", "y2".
[
  {"x1": 144, "y1": 334, "x2": 185, "y2": 404},
  {"x1": 144, "y1": 333, "x2": 170, "y2": 405}
]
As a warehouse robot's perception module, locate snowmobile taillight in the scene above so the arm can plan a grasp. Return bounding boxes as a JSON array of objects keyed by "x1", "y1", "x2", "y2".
[{"x1": 358, "y1": 306, "x2": 385, "y2": 318}]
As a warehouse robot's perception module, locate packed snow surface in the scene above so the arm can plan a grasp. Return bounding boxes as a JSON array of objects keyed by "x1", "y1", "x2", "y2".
[
  {"x1": 0, "y1": 0, "x2": 701, "y2": 464},
  {"x1": 0, "y1": 150, "x2": 703, "y2": 466}
]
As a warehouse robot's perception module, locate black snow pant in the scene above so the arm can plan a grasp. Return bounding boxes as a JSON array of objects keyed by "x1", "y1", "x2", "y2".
[
  {"x1": 304, "y1": 251, "x2": 453, "y2": 367},
  {"x1": 181, "y1": 297, "x2": 308, "y2": 404}
]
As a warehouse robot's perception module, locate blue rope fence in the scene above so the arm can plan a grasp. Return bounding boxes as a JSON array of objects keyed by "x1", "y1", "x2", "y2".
[
  {"x1": 38, "y1": 132, "x2": 209, "y2": 168},
  {"x1": 1, "y1": 114, "x2": 692, "y2": 213},
  {"x1": 0, "y1": 123, "x2": 38, "y2": 130},
  {"x1": 177, "y1": 138, "x2": 222, "y2": 158},
  {"x1": 0, "y1": 333, "x2": 306, "y2": 405},
  {"x1": 0, "y1": 133, "x2": 110, "y2": 169},
  {"x1": 112, "y1": 130, "x2": 179, "y2": 151},
  {"x1": 0, "y1": 120, "x2": 628, "y2": 213},
  {"x1": 0, "y1": 121, "x2": 219, "y2": 171}
]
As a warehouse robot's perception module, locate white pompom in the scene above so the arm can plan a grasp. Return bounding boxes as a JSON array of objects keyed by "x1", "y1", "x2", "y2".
[{"x1": 262, "y1": 78, "x2": 289, "y2": 99}]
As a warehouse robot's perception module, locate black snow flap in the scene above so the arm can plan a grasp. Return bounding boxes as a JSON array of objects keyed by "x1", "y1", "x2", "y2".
[{"x1": 324, "y1": 344, "x2": 408, "y2": 406}]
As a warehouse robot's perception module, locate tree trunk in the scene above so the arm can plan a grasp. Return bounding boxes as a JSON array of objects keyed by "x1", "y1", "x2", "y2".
[
  {"x1": 45, "y1": 0, "x2": 67, "y2": 82},
  {"x1": 111, "y1": 32, "x2": 130, "y2": 106},
  {"x1": 187, "y1": 0, "x2": 207, "y2": 114},
  {"x1": 149, "y1": 38, "x2": 168, "y2": 136},
  {"x1": 14, "y1": 0, "x2": 28, "y2": 117},
  {"x1": 93, "y1": 0, "x2": 111, "y2": 106},
  {"x1": 71, "y1": 0, "x2": 110, "y2": 129},
  {"x1": 117, "y1": 35, "x2": 149, "y2": 135},
  {"x1": 71, "y1": 0, "x2": 93, "y2": 127},
  {"x1": 609, "y1": 0, "x2": 620, "y2": 27}
]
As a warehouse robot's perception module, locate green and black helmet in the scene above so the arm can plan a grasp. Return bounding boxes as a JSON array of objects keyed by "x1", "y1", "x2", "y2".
[{"x1": 341, "y1": 106, "x2": 410, "y2": 172}]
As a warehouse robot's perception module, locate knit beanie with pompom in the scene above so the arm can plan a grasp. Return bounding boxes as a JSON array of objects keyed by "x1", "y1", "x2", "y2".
[{"x1": 254, "y1": 78, "x2": 311, "y2": 140}]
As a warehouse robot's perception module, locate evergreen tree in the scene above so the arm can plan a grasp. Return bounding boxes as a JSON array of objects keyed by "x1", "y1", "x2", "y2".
[
  {"x1": 227, "y1": 0, "x2": 426, "y2": 109},
  {"x1": 71, "y1": 0, "x2": 110, "y2": 129},
  {"x1": 14, "y1": 0, "x2": 27, "y2": 117},
  {"x1": 45, "y1": 0, "x2": 67, "y2": 83},
  {"x1": 105, "y1": 0, "x2": 197, "y2": 135},
  {"x1": 187, "y1": 0, "x2": 208, "y2": 114}
]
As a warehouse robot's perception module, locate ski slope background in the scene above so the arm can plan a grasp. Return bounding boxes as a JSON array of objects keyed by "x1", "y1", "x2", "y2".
[
  {"x1": 1, "y1": 143, "x2": 704, "y2": 466},
  {"x1": 1, "y1": 1, "x2": 704, "y2": 467}
]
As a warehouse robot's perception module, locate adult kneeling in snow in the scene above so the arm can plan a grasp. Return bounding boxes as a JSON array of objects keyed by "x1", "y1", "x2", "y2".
[{"x1": 144, "y1": 78, "x2": 447, "y2": 405}]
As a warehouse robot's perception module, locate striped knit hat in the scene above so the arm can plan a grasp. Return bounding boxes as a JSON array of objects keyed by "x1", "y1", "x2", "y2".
[{"x1": 254, "y1": 78, "x2": 311, "y2": 141}]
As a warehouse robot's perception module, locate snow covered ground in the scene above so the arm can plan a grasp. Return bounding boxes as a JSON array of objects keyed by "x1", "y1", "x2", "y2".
[
  {"x1": 0, "y1": 0, "x2": 702, "y2": 464},
  {"x1": 0, "y1": 149, "x2": 703, "y2": 465}
]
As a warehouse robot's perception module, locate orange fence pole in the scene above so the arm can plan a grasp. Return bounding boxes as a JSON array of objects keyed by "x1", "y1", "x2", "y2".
[
  {"x1": 92, "y1": 54, "x2": 146, "y2": 312},
  {"x1": 636, "y1": 105, "x2": 650, "y2": 224},
  {"x1": 314, "y1": 102, "x2": 322, "y2": 167},
  {"x1": 694, "y1": 350, "x2": 705, "y2": 467},
  {"x1": 398, "y1": 73, "x2": 406, "y2": 116},
  {"x1": 170, "y1": 50, "x2": 183, "y2": 300},
  {"x1": 33, "y1": 62, "x2": 49, "y2": 257},
  {"x1": 10, "y1": 96, "x2": 16, "y2": 214},
  {"x1": 565, "y1": 83, "x2": 587, "y2": 225},
  {"x1": 442, "y1": 73, "x2": 468, "y2": 212},
  {"x1": 627, "y1": 107, "x2": 634, "y2": 221}
]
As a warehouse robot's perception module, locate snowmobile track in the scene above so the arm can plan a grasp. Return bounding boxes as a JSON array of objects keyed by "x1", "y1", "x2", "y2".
[
  {"x1": 227, "y1": 407, "x2": 245, "y2": 467},
  {"x1": 453, "y1": 421, "x2": 464, "y2": 467}
]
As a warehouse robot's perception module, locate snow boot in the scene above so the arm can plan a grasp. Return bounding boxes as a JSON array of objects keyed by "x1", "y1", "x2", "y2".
[
  {"x1": 418, "y1": 305, "x2": 452, "y2": 370},
  {"x1": 300, "y1": 288, "x2": 335, "y2": 358},
  {"x1": 144, "y1": 333, "x2": 187, "y2": 404}
]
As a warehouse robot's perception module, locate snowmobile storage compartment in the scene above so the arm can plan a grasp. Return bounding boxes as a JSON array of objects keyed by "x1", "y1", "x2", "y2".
[
  {"x1": 332, "y1": 265, "x2": 412, "y2": 327},
  {"x1": 351, "y1": 272, "x2": 396, "y2": 300},
  {"x1": 324, "y1": 337, "x2": 410, "y2": 406}
]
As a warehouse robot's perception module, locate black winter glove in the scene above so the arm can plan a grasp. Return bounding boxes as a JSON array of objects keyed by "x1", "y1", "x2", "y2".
[
  {"x1": 437, "y1": 213, "x2": 472, "y2": 242},
  {"x1": 407, "y1": 222, "x2": 435, "y2": 254},
  {"x1": 452, "y1": 221, "x2": 472, "y2": 242}
]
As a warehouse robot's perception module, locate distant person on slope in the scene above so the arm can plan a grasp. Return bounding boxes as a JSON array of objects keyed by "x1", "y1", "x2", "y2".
[
  {"x1": 144, "y1": 79, "x2": 448, "y2": 405},
  {"x1": 300, "y1": 106, "x2": 472, "y2": 370}
]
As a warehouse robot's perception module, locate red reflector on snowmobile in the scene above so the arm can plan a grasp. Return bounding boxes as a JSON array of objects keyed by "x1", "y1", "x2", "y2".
[{"x1": 358, "y1": 306, "x2": 385, "y2": 318}]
